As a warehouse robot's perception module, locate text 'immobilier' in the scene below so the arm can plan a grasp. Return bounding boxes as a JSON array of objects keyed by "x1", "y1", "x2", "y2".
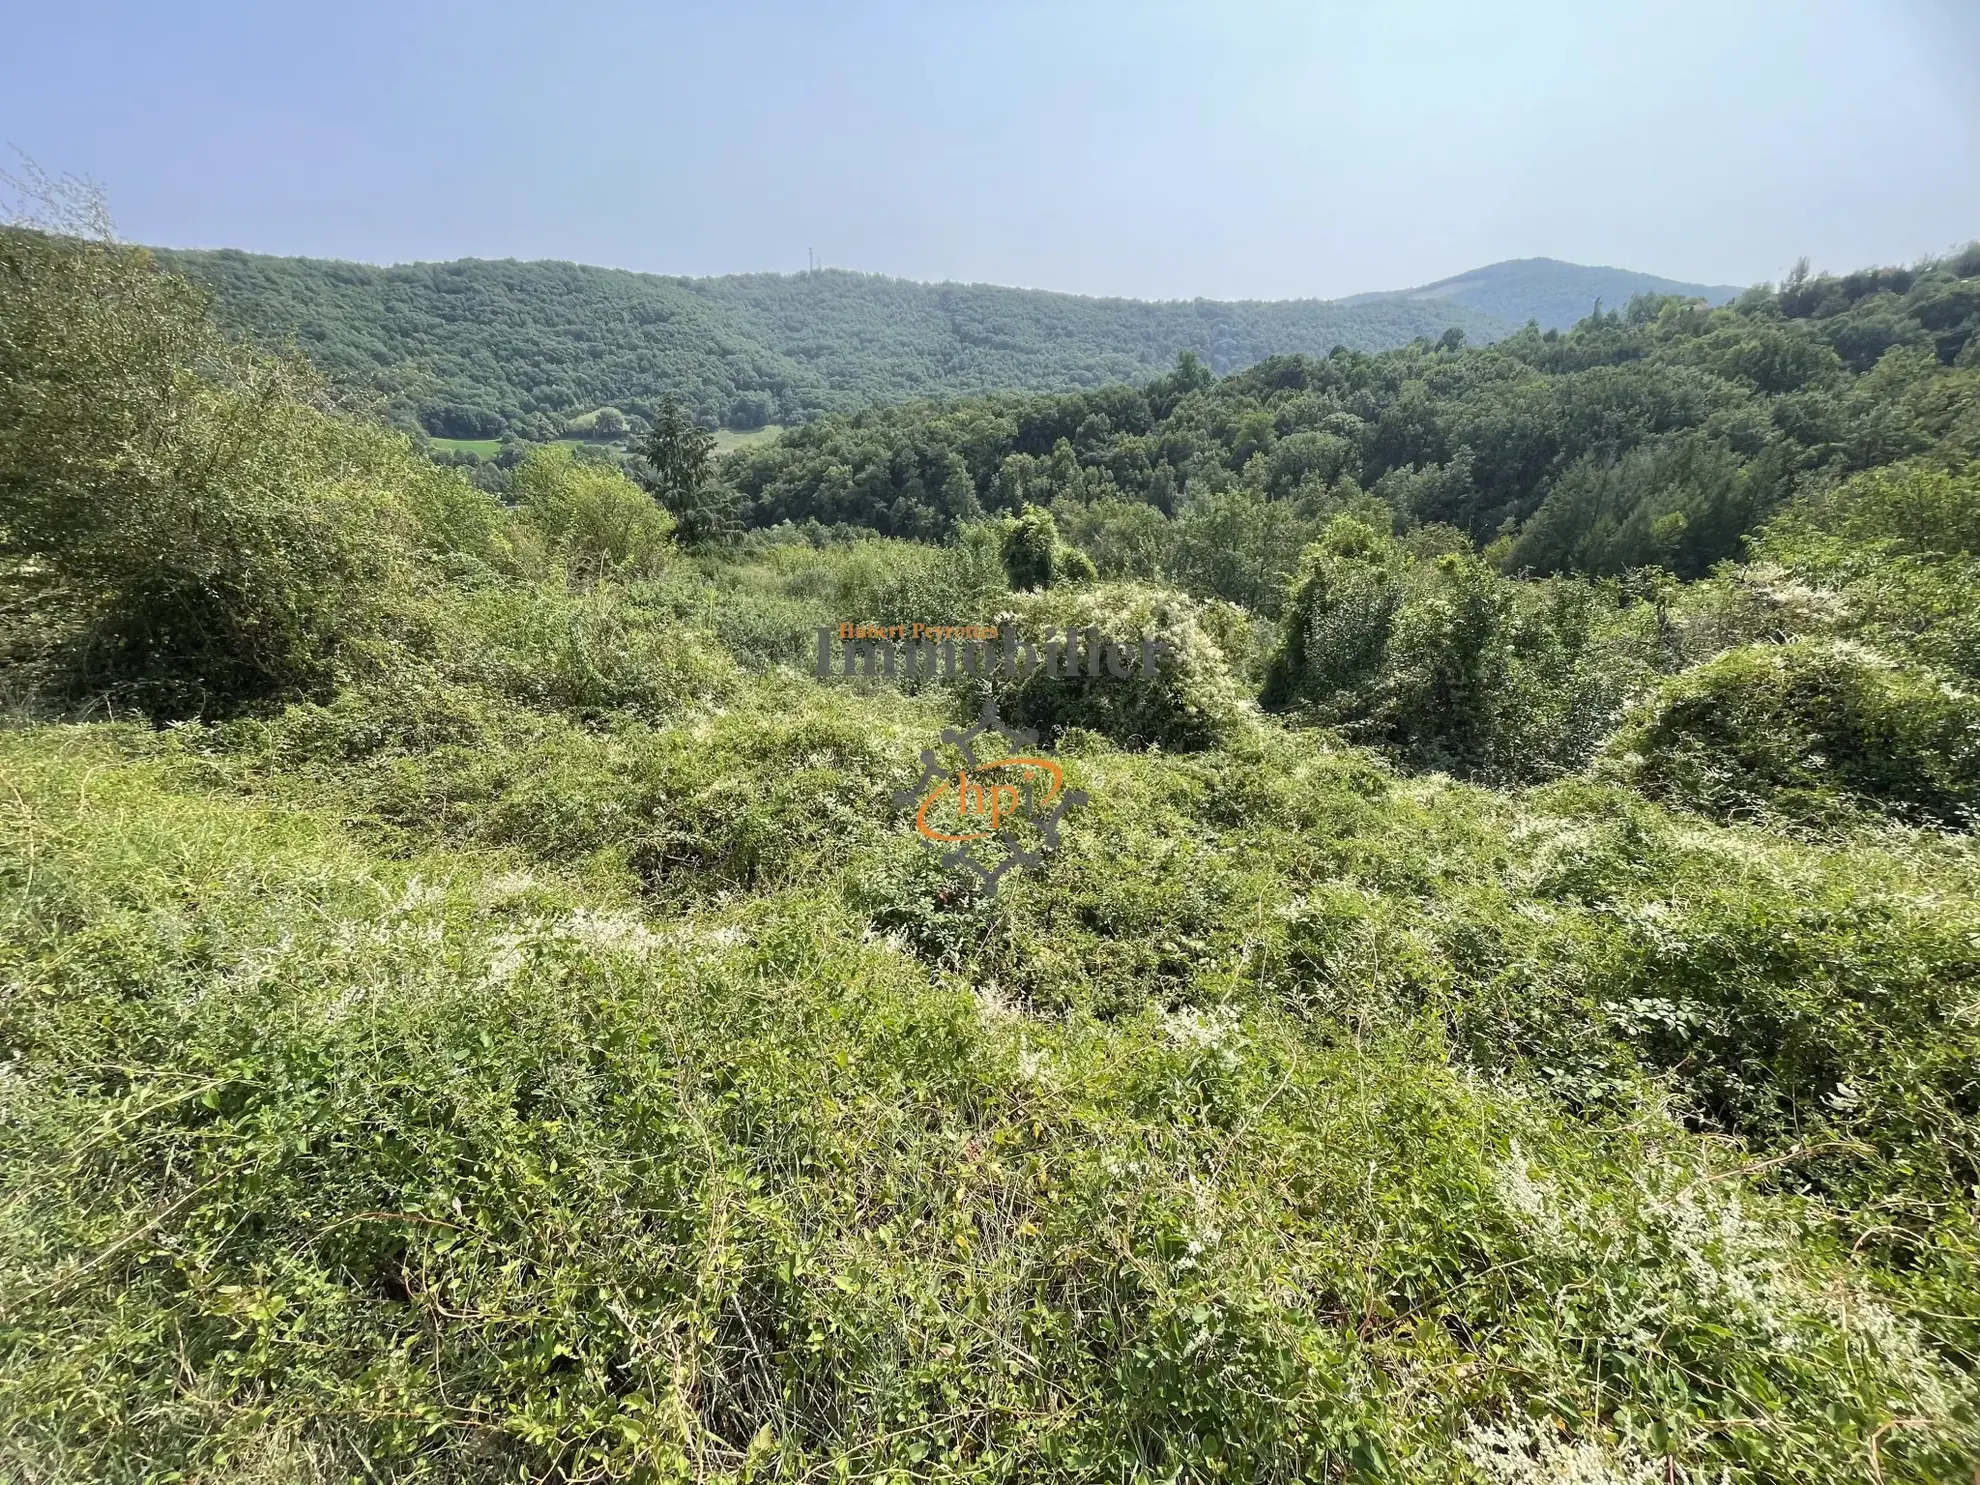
[{"x1": 816, "y1": 625, "x2": 1171, "y2": 681}]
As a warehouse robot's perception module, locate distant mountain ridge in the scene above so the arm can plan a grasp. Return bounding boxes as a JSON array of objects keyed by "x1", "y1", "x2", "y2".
[
  {"x1": 156, "y1": 247, "x2": 1749, "y2": 437},
  {"x1": 1343, "y1": 257, "x2": 1745, "y2": 331}
]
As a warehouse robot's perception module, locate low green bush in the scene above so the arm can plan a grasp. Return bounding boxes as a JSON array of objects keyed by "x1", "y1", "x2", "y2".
[
  {"x1": 423, "y1": 583, "x2": 741, "y2": 724},
  {"x1": 206, "y1": 673, "x2": 932, "y2": 900},
  {"x1": 962, "y1": 582, "x2": 1252, "y2": 751},
  {"x1": 1608, "y1": 638, "x2": 1980, "y2": 827},
  {"x1": 623, "y1": 533, "x2": 1009, "y2": 671},
  {"x1": 508, "y1": 444, "x2": 676, "y2": 580},
  {"x1": 1264, "y1": 517, "x2": 1658, "y2": 779}
]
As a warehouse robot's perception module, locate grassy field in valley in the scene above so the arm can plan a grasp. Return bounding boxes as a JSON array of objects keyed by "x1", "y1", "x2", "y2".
[
  {"x1": 713, "y1": 424, "x2": 783, "y2": 453},
  {"x1": 425, "y1": 427, "x2": 780, "y2": 464}
]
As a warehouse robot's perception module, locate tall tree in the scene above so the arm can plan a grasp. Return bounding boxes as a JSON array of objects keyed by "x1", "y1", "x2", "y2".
[
  {"x1": 636, "y1": 397, "x2": 715, "y2": 506},
  {"x1": 635, "y1": 397, "x2": 735, "y2": 546}
]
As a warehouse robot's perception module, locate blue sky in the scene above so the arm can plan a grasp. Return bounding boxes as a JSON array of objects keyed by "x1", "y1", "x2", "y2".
[{"x1": 4, "y1": 0, "x2": 1976, "y2": 300}]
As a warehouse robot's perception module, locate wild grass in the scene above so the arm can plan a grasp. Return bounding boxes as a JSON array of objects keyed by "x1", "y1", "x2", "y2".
[
  {"x1": 5, "y1": 222, "x2": 1979, "y2": 1482},
  {"x1": 427, "y1": 437, "x2": 505, "y2": 458},
  {"x1": 712, "y1": 426, "x2": 783, "y2": 454},
  {"x1": 3, "y1": 654, "x2": 1977, "y2": 1481}
]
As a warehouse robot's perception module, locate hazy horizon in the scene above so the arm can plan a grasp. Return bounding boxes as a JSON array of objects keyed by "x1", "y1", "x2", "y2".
[
  {"x1": 7, "y1": 0, "x2": 1977, "y2": 301},
  {"x1": 146, "y1": 246, "x2": 1746, "y2": 307}
]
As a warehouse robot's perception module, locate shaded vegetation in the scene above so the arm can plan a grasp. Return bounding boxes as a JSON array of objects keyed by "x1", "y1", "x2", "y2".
[{"x1": 1611, "y1": 638, "x2": 1980, "y2": 828}]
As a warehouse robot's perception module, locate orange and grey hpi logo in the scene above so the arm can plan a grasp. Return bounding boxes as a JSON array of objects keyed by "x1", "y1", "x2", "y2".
[{"x1": 894, "y1": 702, "x2": 1086, "y2": 895}]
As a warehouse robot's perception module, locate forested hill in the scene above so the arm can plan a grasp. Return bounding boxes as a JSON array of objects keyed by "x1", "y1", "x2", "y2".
[
  {"x1": 155, "y1": 247, "x2": 1516, "y2": 439},
  {"x1": 1342, "y1": 257, "x2": 1743, "y2": 330},
  {"x1": 725, "y1": 249, "x2": 1980, "y2": 584}
]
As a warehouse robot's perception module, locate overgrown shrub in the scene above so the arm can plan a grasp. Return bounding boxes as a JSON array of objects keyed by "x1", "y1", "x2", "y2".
[
  {"x1": 1260, "y1": 515, "x2": 1405, "y2": 718},
  {"x1": 963, "y1": 581, "x2": 1251, "y2": 750},
  {"x1": 212, "y1": 673, "x2": 914, "y2": 895},
  {"x1": 1264, "y1": 517, "x2": 1656, "y2": 779},
  {"x1": 0, "y1": 207, "x2": 509, "y2": 717},
  {"x1": 1742, "y1": 460, "x2": 1980, "y2": 683},
  {"x1": 865, "y1": 522, "x2": 1010, "y2": 623},
  {"x1": 1763, "y1": 458, "x2": 1980, "y2": 557},
  {"x1": 508, "y1": 444, "x2": 675, "y2": 579},
  {"x1": 1608, "y1": 638, "x2": 1980, "y2": 826},
  {"x1": 420, "y1": 583, "x2": 740, "y2": 723},
  {"x1": 627, "y1": 532, "x2": 1009, "y2": 670},
  {"x1": 1000, "y1": 504, "x2": 1095, "y2": 590}
]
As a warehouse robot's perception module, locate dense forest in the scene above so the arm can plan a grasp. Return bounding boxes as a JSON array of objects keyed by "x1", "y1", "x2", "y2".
[
  {"x1": 7, "y1": 189, "x2": 1980, "y2": 1484},
  {"x1": 721, "y1": 251, "x2": 1980, "y2": 587},
  {"x1": 158, "y1": 246, "x2": 1528, "y2": 439}
]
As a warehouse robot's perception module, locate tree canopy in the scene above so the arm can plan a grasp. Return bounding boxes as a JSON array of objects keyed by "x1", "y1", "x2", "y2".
[
  {"x1": 721, "y1": 250, "x2": 1980, "y2": 590},
  {"x1": 155, "y1": 248, "x2": 1515, "y2": 438}
]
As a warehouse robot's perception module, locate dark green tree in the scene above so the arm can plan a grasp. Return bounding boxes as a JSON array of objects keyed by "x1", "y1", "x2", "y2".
[
  {"x1": 1000, "y1": 505, "x2": 1095, "y2": 590},
  {"x1": 1002, "y1": 506, "x2": 1058, "y2": 589},
  {"x1": 636, "y1": 397, "x2": 714, "y2": 504},
  {"x1": 635, "y1": 397, "x2": 736, "y2": 546}
]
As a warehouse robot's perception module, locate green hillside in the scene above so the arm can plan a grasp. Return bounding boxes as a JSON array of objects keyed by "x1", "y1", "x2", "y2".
[
  {"x1": 154, "y1": 248, "x2": 1511, "y2": 439},
  {"x1": 1344, "y1": 256, "x2": 1744, "y2": 330},
  {"x1": 718, "y1": 250, "x2": 1980, "y2": 580},
  {"x1": 8, "y1": 221, "x2": 1980, "y2": 1481}
]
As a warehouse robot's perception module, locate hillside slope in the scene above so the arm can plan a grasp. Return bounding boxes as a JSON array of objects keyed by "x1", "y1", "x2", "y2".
[
  {"x1": 1344, "y1": 256, "x2": 1744, "y2": 330},
  {"x1": 7, "y1": 222, "x2": 1980, "y2": 1483},
  {"x1": 721, "y1": 247, "x2": 1980, "y2": 576},
  {"x1": 157, "y1": 248, "x2": 1511, "y2": 438}
]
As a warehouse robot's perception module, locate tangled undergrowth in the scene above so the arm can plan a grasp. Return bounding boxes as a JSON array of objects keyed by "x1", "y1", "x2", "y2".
[
  {"x1": 4, "y1": 668, "x2": 1979, "y2": 1481},
  {"x1": 5, "y1": 198, "x2": 1980, "y2": 1483}
]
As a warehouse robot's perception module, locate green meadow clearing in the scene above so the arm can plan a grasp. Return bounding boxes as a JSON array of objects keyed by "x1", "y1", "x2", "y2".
[{"x1": 426, "y1": 426, "x2": 780, "y2": 463}]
